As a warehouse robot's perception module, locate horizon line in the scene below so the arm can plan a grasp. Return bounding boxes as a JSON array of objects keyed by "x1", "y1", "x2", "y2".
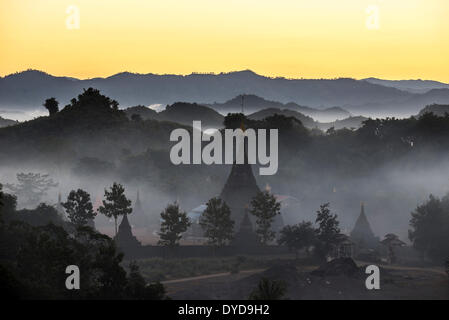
[{"x1": 2, "y1": 68, "x2": 448, "y2": 85}]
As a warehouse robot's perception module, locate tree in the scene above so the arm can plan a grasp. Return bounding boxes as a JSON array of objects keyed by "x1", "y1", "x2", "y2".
[
  {"x1": 158, "y1": 202, "x2": 191, "y2": 247},
  {"x1": 315, "y1": 203, "x2": 341, "y2": 260},
  {"x1": 250, "y1": 190, "x2": 281, "y2": 245},
  {"x1": 43, "y1": 97, "x2": 59, "y2": 116},
  {"x1": 278, "y1": 221, "x2": 316, "y2": 258},
  {"x1": 98, "y1": 183, "x2": 132, "y2": 236},
  {"x1": 248, "y1": 278, "x2": 287, "y2": 300},
  {"x1": 62, "y1": 189, "x2": 96, "y2": 227},
  {"x1": 199, "y1": 197, "x2": 234, "y2": 247},
  {"x1": 409, "y1": 194, "x2": 449, "y2": 262},
  {"x1": 5, "y1": 173, "x2": 58, "y2": 208}
]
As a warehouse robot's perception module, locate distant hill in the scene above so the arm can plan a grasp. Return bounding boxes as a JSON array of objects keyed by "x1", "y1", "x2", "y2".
[
  {"x1": 3, "y1": 69, "x2": 449, "y2": 117},
  {"x1": 418, "y1": 104, "x2": 449, "y2": 117},
  {"x1": 248, "y1": 108, "x2": 317, "y2": 128},
  {"x1": 209, "y1": 94, "x2": 351, "y2": 122},
  {"x1": 0, "y1": 116, "x2": 18, "y2": 128},
  {"x1": 247, "y1": 107, "x2": 367, "y2": 131},
  {"x1": 124, "y1": 105, "x2": 158, "y2": 120},
  {"x1": 125, "y1": 102, "x2": 224, "y2": 128},
  {"x1": 317, "y1": 116, "x2": 369, "y2": 131},
  {"x1": 364, "y1": 78, "x2": 449, "y2": 94},
  {"x1": 158, "y1": 102, "x2": 224, "y2": 128}
]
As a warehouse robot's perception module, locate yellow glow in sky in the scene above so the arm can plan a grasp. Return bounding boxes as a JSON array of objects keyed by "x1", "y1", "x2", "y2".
[{"x1": 1, "y1": 0, "x2": 449, "y2": 81}]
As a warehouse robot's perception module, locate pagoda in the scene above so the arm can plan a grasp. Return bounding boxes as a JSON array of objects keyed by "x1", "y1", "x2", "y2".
[
  {"x1": 129, "y1": 190, "x2": 148, "y2": 227},
  {"x1": 350, "y1": 203, "x2": 379, "y2": 249},
  {"x1": 115, "y1": 213, "x2": 141, "y2": 251}
]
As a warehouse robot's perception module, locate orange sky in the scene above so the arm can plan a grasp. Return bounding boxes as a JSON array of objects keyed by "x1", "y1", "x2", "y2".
[{"x1": 1, "y1": 0, "x2": 449, "y2": 81}]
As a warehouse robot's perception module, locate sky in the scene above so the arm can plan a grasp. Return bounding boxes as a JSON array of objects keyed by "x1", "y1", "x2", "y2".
[{"x1": 1, "y1": 0, "x2": 449, "y2": 82}]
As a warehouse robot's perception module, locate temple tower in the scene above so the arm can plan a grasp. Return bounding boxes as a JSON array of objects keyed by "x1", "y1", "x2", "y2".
[
  {"x1": 129, "y1": 190, "x2": 148, "y2": 227},
  {"x1": 350, "y1": 202, "x2": 379, "y2": 249},
  {"x1": 115, "y1": 213, "x2": 141, "y2": 251}
]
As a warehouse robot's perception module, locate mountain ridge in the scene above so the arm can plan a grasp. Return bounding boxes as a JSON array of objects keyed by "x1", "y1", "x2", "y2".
[{"x1": 2, "y1": 69, "x2": 449, "y2": 117}]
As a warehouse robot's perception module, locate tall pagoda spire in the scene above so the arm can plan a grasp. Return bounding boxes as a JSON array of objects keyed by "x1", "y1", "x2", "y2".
[
  {"x1": 129, "y1": 189, "x2": 148, "y2": 227},
  {"x1": 350, "y1": 202, "x2": 378, "y2": 249},
  {"x1": 115, "y1": 213, "x2": 141, "y2": 252}
]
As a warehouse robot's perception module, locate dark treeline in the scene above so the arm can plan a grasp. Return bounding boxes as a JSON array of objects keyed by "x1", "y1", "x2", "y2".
[{"x1": 0, "y1": 182, "x2": 167, "y2": 299}]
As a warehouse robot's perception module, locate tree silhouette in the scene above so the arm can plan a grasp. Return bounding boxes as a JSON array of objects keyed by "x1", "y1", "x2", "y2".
[
  {"x1": 409, "y1": 194, "x2": 449, "y2": 262},
  {"x1": 315, "y1": 203, "x2": 341, "y2": 260},
  {"x1": 200, "y1": 197, "x2": 234, "y2": 247},
  {"x1": 43, "y1": 97, "x2": 59, "y2": 116},
  {"x1": 250, "y1": 190, "x2": 281, "y2": 245},
  {"x1": 158, "y1": 202, "x2": 190, "y2": 247},
  {"x1": 98, "y1": 183, "x2": 132, "y2": 236},
  {"x1": 279, "y1": 221, "x2": 316, "y2": 258},
  {"x1": 62, "y1": 189, "x2": 96, "y2": 227}
]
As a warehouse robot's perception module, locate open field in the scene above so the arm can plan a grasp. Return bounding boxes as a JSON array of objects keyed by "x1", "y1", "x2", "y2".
[{"x1": 134, "y1": 256, "x2": 449, "y2": 300}]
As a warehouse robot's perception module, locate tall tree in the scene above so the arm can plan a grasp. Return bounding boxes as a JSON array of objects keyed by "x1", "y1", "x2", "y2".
[
  {"x1": 278, "y1": 221, "x2": 316, "y2": 258},
  {"x1": 409, "y1": 194, "x2": 449, "y2": 262},
  {"x1": 5, "y1": 173, "x2": 58, "y2": 208},
  {"x1": 158, "y1": 202, "x2": 190, "y2": 247},
  {"x1": 200, "y1": 197, "x2": 234, "y2": 247},
  {"x1": 43, "y1": 97, "x2": 59, "y2": 116},
  {"x1": 315, "y1": 203, "x2": 341, "y2": 260},
  {"x1": 98, "y1": 183, "x2": 132, "y2": 236},
  {"x1": 62, "y1": 189, "x2": 96, "y2": 227},
  {"x1": 250, "y1": 190, "x2": 281, "y2": 245}
]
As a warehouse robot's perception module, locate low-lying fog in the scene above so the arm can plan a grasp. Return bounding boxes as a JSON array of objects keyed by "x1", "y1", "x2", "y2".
[{"x1": 1, "y1": 154, "x2": 448, "y2": 245}]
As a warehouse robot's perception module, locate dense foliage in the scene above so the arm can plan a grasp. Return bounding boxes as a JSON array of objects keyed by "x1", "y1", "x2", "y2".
[
  {"x1": 158, "y1": 203, "x2": 191, "y2": 247},
  {"x1": 250, "y1": 190, "x2": 281, "y2": 245},
  {"x1": 200, "y1": 197, "x2": 234, "y2": 247},
  {"x1": 409, "y1": 194, "x2": 449, "y2": 263},
  {"x1": 0, "y1": 186, "x2": 166, "y2": 299}
]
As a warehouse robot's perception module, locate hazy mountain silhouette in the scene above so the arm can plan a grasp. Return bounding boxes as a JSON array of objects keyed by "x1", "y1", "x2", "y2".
[
  {"x1": 209, "y1": 94, "x2": 351, "y2": 122},
  {"x1": 317, "y1": 116, "x2": 369, "y2": 131},
  {"x1": 247, "y1": 107, "x2": 367, "y2": 130},
  {"x1": 418, "y1": 104, "x2": 449, "y2": 117},
  {"x1": 3, "y1": 69, "x2": 449, "y2": 117},
  {"x1": 125, "y1": 105, "x2": 159, "y2": 120},
  {"x1": 247, "y1": 108, "x2": 317, "y2": 128},
  {"x1": 125, "y1": 102, "x2": 224, "y2": 128},
  {"x1": 158, "y1": 102, "x2": 224, "y2": 128},
  {"x1": 364, "y1": 78, "x2": 449, "y2": 94}
]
